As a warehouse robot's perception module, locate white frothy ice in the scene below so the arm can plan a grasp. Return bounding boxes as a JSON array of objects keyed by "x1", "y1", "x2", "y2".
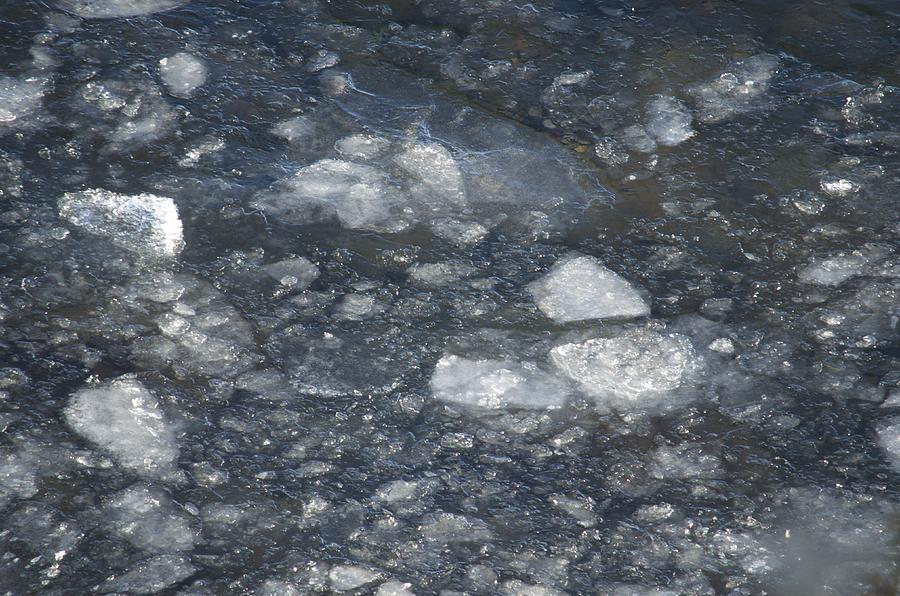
[
  {"x1": 644, "y1": 96, "x2": 694, "y2": 147},
  {"x1": 549, "y1": 329, "x2": 700, "y2": 412},
  {"x1": 528, "y1": 255, "x2": 650, "y2": 323},
  {"x1": 430, "y1": 355, "x2": 571, "y2": 409},
  {"x1": 159, "y1": 52, "x2": 207, "y2": 98},
  {"x1": 335, "y1": 134, "x2": 391, "y2": 160},
  {"x1": 376, "y1": 580, "x2": 416, "y2": 596},
  {"x1": 64, "y1": 377, "x2": 180, "y2": 479},
  {"x1": 58, "y1": 189, "x2": 184, "y2": 259},
  {"x1": 58, "y1": 0, "x2": 186, "y2": 18},
  {"x1": 877, "y1": 418, "x2": 900, "y2": 471},
  {"x1": 393, "y1": 141, "x2": 466, "y2": 207}
]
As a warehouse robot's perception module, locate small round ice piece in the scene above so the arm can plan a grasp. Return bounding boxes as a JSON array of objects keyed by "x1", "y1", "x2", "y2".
[
  {"x1": 528, "y1": 255, "x2": 650, "y2": 323},
  {"x1": 159, "y1": 52, "x2": 207, "y2": 98},
  {"x1": 549, "y1": 330, "x2": 700, "y2": 411},
  {"x1": 58, "y1": 0, "x2": 186, "y2": 18},
  {"x1": 430, "y1": 355, "x2": 571, "y2": 409},
  {"x1": 644, "y1": 96, "x2": 694, "y2": 147},
  {"x1": 64, "y1": 377, "x2": 179, "y2": 479},
  {"x1": 58, "y1": 189, "x2": 184, "y2": 259}
]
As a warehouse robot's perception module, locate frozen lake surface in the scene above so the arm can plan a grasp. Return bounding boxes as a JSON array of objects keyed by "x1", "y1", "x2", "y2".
[{"x1": 0, "y1": 1, "x2": 898, "y2": 594}]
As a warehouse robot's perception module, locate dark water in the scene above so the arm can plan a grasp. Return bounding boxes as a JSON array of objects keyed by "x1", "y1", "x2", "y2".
[{"x1": 0, "y1": 1, "x2": 898, "y2": 594}]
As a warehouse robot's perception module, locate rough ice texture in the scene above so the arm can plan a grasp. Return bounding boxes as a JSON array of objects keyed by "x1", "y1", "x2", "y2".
[
  {"x1": 329, "y1": 565, "x2": 380, "y2": 591},
  {"x1": 689, "y1": 54, "x2": 779, "y2": 123},
  {"x1": 376, "y1": 580, "x2": 416, "y2": 596},
  {"x1": 393, "y1": 141, "x2": 466, "y2": 207},
  {"x1": 408, "y1": 261, "x2": 476, "y2": 287},
  {"x1": 104, "y1": 485, "x2": 196, "y2": 552},
  {"x1": 0, "y1": 76, "x2": 46, "y2": 128},
  {"x1": 64, "y1": 377, "x2": 179, "y2": 479},
  {"x1": 100, "y1": 555, "x2": 196, "y2": 594},
  {"x1": 272, "y1": 116, "x2": 313, "y2": 143},
  {"x1": 549, "y1": 330, "x2": 700, "y2": 411},
  {"x1": 528, "y1": 255, "x2": 650, "y2": 323},
  {"x1": 252, "y1": 159, "x2": 409, "y2": 232},
  {"x1": 58, "y1": 189, "x2": 184, "y2": 259},
  {"x1": 644, "y1": 96, "x2": 694, "y2": 146},
  {"x1": 0, "y1": 453, "x2": 38, "y2": 507},
  {"x1": 431, "y1": 355, "x2": 572, "y2": 410},
  {"x1": 58, "y1": 0, "x2": 186, "y2": 18},
  {"x1": 159, "y1": 52, "x2": 207, "y2": 98}
]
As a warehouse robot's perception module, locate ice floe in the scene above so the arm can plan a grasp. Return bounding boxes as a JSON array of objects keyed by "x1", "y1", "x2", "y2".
[{"x1": 159, "y1": 52, "x2": 207, "y2": 98}]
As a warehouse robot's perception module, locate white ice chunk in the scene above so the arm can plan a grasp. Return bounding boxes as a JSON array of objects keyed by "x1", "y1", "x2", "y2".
[
  {"x1": 431, "y1": 355, "x2": 571, "y2": 410},
  {"x1": 329, "y1": 565, "x2": 380, "y2": 592},
  {"x1": 549, "y1": 494, "x2": 597, "y2": 527},
  {"x1": 253, "y1": 159, "x2": 410, "y2": 232},
  {"x1": 377, "y1": 581, "x2": 416, "y2": 596},
  {"x1": 159, "y1": 52, "x2": 207, "y2": 98},
  {"x1": 393, "y1": 141, "x2": 466, "y2": 207},
  {"x1": 272, "y1": 115, "x2": 314, "y2": 143},
  {"x1": 644, "y1": 96, "x2": 694, "y2": 147},
  {"x1": 877, "y1": 418, "x2": 900, "y2": 471},
  {"x1": 263, "y1": 257, "x2": 319, "y2": 289},
  {"x1": 334, "y1": 294, "x2": 381, "y2": 320},
  {"x1": 649, "y1": 444, "x2": 722, "y2": 480},
  {"x1": 799, "y1": 246, "x2": 888, "y2": 286},
  {"x1": 100, "y1": 555, "x2": 196, "y2": 594},
  {"x1": 58, "y1": 189, "x2": 184, "y2": 259},
  {"x1": 689, "y1": 54, "x2": 779, "y2": 123},
  {"x1": 104, "y1": 485, "x2": 196, "y2": 552},
  {"x1": 58, "y1": 0, "x2": 186, "y2": 18},
  {"x1": 0, "y1": 453, "x2": 38, "y2": 507},
  {"x1": 408, "y1": 261, "x2": 476, "y2": 287},
  {"x1": 420, "y1": 512, "x2": 493, "y2": 543},
  {"x1": 335, "y1": 134, "x2": 391, "y2": 160},
  {"x1": 528, "y1": 255, "x2": 650, "y2": 323},
  {"x1": 0, "y1": 76, "x2": 46, "y2": 127},
  {"x1": 501, "y1": 580, "x2": 567, "y2": 596},
  {"x1": 550, "y1": 329, "x2": 700, "y2": 411},
  {"x1": 65, "y1": 377, "x2": 179, "y2": 479}
]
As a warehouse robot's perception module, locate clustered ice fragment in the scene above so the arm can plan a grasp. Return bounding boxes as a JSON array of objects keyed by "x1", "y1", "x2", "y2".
[
  {"x1": 58, "y1": 189, "x2": 184, "y2": 259},
  {"x1": 159, "y1": 52, "x2": 207, "y2": 98}
]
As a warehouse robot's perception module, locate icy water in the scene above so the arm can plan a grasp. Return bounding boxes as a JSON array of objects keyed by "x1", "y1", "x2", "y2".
[{"x1": 0, "y1": 1, "x2": 899, "y2": 594}]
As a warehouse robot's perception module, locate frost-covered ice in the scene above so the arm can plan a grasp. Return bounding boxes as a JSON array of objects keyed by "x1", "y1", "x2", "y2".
[
  {"x1": 64, "y1": 377, "x2": 180, "y2": 479},
  {"x1": 549, "y1": 329, "x2": 700, "y2": 411},
  {"x1": 58, "y1": 189, "x2": 184, "y2": 259},
  {"x1": 159, "y1": 52, "x2": 207, "y2": 98},
  {"x1": 58, "y1": 0, "x2": 186, "y2": 18},
  {"x1": 644, "y1": 96, "x2": 694, "y2": 147},
  {"x1": 528, "y1": 255, "x2": 650, "y2": 323},
  {"x1": 408, "y1": 261, "x2": 476, "y2": 287},
  {"x1": 376, "y1": 580, "x2": 416, "y2": 596},
  {"x1": 393, "y1": 141, "x2": 466, "y2": 206},
  {"x1": 431, "y1": 355, "x2": 571, "y2": 410}
]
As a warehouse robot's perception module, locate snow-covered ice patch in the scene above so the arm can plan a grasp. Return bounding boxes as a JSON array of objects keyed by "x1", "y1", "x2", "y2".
[
  {"x1": 58, "y1": 189, "x2": 184, "y2": 259},
  {"x1": 528, "y1": 255, "x2": 649, "y2": 323},
  {"x1": 159, "y1": 52, "x2": 207, "y2": 98},
  {"x1": 64, "y1": 377, "x2": 180, "y2": 479},
  {"x1": 430, "y1": 355, "x2": 571, "y2": 410},
  {"x1": 549, "y1": 329, "x2": 700, "y2": 412}
]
